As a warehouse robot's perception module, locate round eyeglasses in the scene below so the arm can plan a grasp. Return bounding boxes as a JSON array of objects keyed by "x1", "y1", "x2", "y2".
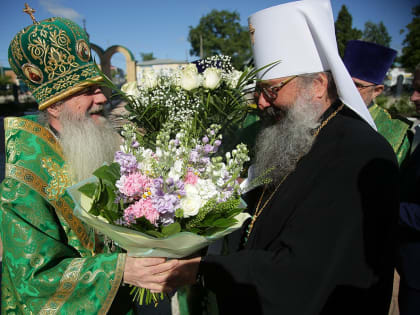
[{"x1": 255, "y1": 75, "x2": 297, "y2": 102}]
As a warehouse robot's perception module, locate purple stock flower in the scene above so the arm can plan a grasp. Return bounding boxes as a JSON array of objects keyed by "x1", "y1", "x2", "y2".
[
  {"x1": 203, "y1": 144, "x2": 213, "y2": 154},
  {"x1": 202, "y1": 136, "x2": 209, "y2": 144},
  {"x1": 189, "y1": 150, "x2": 199, "y2": 162},
  {"x1": 159, "y1": 212, "x2": 175, "y2": 226},
  {"x1": 166, "y1": 177, "x2": 174, "y2": 186},
  {"x1": 214, "y1": 140, "x2": 221, "y2": 147},
  {"x1": 200, "y1": 157, "x2": 210, "y2": 165},
  {"x1": 114, "y1": 151, "x2": 138, "y2": 174},
  {"x1": 131, "y1": 140, "x2": 140, "y2": 148}
]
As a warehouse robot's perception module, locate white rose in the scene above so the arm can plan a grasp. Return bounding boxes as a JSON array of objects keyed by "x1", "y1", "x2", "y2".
[
  {"x1": 227, "y1": 69, "x2": 243, "y2": 88},
  {"x1": 141, "y1": 69, "x2": 158, "y2": 89},
  {"x1": 181, "y1": 184, "x2": 203, "y2": 217},
  {"x1": 203, "y1": 67, "x2": 222, "y2": 90},
  {"x1": 121, "y1": 81, "x2": 140, "y2": 97},
  {"x1": 179, "y1": 64, "x2": 201, "y2": 91}
]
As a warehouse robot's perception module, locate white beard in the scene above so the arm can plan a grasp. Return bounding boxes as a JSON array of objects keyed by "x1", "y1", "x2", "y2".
[
  {"x1": 58, "y1": 108, "x2": 121, "y2": 183},
  {"x1": 254, "y1": 92, "x2": 324, "y2": 186}
]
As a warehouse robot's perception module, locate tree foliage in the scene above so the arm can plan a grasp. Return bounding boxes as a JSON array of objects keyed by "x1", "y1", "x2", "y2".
[
  {"x1": 188, "y1": 10, "x2": 251, "y2": 69},
  {"x1": 400, "y1": 5, "x2": 420, "y2": 71},
  {"x1": 362, "y1": 21, "x2": 391, "y2": 47},
  {"x1": 335, "y1": 5, "x2": 362, "y2": 57},
  {"x1": 140, "y1": 52, "x2": 155, "y2": 61},
  {"x1": 0, "y1": 75, "x2": 12, "y2": 85}
]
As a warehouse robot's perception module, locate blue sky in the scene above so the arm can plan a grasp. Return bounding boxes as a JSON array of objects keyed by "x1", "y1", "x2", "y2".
[{"x1": 0, "y1": 0, "x2": 417, "y2": 71}]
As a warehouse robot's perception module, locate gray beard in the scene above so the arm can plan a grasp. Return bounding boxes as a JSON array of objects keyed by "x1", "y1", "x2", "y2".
[
  {"x1": 58, "y1": 108, "x2": 121, "y2": 183},
  {"x1": 254, "y1": 93, "x2": 324, "y2": 186}
]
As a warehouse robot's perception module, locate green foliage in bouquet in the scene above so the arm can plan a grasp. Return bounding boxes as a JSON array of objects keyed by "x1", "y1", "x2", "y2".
[{"x1": 78, "y1": 163, "x2": 121, "y2": 223}]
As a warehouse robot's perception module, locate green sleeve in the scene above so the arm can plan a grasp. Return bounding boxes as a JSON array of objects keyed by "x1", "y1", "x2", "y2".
[
  {"x1": 396, "y1": 134, "x2": 411, "y2": 166},
  {"x1": 0, "y1": 177, "x2": 126, "y2": 314}
]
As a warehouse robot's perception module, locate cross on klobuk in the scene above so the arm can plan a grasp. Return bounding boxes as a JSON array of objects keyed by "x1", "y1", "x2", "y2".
[{"x1": 23, "y1": 3, "x2": 38, "y2": 24}]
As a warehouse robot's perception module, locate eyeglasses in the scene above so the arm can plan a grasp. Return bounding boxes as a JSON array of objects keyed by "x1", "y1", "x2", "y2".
[
  {"x1": 354, "y1": 81, "x2": 376, "y2": 90},
  {"x1": 255, "y1": 75, "x2": 297, "y2": 102}
]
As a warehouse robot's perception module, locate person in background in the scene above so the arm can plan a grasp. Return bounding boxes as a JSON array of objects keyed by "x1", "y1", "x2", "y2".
[
  {"x1": 343, "y1": 40, "x2": 411, "y2": 165},
  {"x1": 398, "y1": 64, "x2": 420, "y2": 315}
]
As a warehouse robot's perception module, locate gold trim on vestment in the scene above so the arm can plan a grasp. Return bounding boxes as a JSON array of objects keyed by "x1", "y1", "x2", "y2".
[
  {"x1": 5, "y1": 163, "x2": 94, "y2": 251},
  {"x1": 39, "y1": 258, "x2": 86, "y2": 314},
  {"x1": 99, "y1": 254, "x2": 127, "y2": 314},
  {"x1": 38, "y1": 75, "x2": 103, "y2": 110},
  {"x1": 4, "y1": 117, "x2": 64, "y2": 158}
]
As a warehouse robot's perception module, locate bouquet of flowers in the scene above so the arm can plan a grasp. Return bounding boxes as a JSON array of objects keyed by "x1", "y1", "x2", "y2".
[
  {"x1": 111, "y1": 55, "x2": 260, "y2": 152},
  {"x1": 67, "y1": 119, "x2": 250, "y2": 305}
]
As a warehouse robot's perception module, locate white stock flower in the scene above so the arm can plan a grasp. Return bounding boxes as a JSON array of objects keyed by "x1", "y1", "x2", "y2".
[
  {"x1": 179, "y1": 64, "x2": 201, "y2": 91},
  {"x1": 138, "y1": 149, "x2": 155, "y2": 174},
  {"x1": 203, "y1": 67, "x2": 222, "y2": 90},
  {"x1": 181, "y1": 184, "x2": 204, "y2": 217},
  {"x1": 121, "y1": 81, "x2": 140, "y2": 97},
  {"x1": 196, "y1": 178, "x2": 218, "y2": 200},
  {"x1": 168, "y1": 159, "x2": 184, "y2": 181}
]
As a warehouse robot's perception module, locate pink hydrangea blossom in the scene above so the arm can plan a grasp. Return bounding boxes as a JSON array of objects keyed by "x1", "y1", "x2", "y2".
[
  {"x1": 123, "y1": 199, "x2": 160, "y2": 225},
  {"x1": 184, "y1": 170, "x2": 199, "y2": 185},
  {"x1": 117, "y1": 172, "x2": 152, "y2": 197}
]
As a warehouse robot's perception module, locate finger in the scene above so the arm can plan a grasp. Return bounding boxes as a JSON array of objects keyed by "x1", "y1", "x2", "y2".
[
  {"x1": 148, "y1": 259, "x2": 178, "y2": 275},
  {"x1": 137, "y1": 257, "x2": 167, "y2": 267}
]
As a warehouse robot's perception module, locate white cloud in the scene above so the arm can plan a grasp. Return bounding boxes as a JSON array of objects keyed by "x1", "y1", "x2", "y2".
[{"x1": 39, "y1": 0, "x2": 82, "y2": 21}]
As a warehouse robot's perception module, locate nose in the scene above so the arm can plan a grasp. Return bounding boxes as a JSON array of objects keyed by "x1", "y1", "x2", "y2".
[
  {"x1": 257, "y1": 93, "x2": 271, "y2": 110},
  {"x1": 93, "y1": 88, "x2": 107, "y2": 105}
]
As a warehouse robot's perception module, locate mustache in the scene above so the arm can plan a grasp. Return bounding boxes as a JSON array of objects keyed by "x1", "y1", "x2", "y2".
[
  {"x1": 87, "y1": 105, "x2": 105, "y2": 115},
  {"x1": 259, "y1": 106, "x2": 287, "y2": 123}
]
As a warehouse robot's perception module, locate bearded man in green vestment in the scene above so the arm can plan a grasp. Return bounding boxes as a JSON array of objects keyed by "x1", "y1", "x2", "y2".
[
  {"x1": 343, "y1": 40, "x2": 411, "y2": 165},
  {"x1": 1, "y1": 6, "x2": 177, "y2": 314}
]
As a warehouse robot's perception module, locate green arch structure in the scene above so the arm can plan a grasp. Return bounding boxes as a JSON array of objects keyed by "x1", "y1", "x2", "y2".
[{"x1": 90, "y1": 43, "x2": 137, "y2": 83}]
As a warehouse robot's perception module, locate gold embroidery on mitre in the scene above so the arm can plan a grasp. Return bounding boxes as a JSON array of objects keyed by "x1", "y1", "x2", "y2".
[
  {"x1": 41, "y1": 157, "x2": 71, "y2": 200},
  {"x1": 249, "y1": 23, "x2": 255, "y2": 45},
  {"x1": 22, "y1": 63, "x2": 44, "y2": 84}
]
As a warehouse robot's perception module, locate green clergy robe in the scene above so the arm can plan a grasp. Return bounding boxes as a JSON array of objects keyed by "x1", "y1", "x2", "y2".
[
  {"x1": 369, "y1": 103, "x2": 410, "y2": 165},
  {"x1": 0, "y1": 115, "x2": 127, "y2": 314}
]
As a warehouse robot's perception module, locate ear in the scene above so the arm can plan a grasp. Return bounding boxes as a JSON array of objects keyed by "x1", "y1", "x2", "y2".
[
  {"x1": 372, "y1": 84, "x2": 384, "y2": 99},
  {"x1": 46, "y1": 104, "x2": 62, "y2": 119},
  {"x1": 311, "y1": 73, "x2": 329, "y2": 100}
]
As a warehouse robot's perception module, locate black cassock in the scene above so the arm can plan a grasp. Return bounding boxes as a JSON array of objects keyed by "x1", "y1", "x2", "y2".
[{"x1": 200, "y1": 104, "x2": 399, "y2": 315}]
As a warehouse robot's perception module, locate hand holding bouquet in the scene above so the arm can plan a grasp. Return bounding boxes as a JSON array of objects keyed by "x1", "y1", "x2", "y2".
[{"x1": 67, "y1": 119, "x2": 250, "y2": 305}]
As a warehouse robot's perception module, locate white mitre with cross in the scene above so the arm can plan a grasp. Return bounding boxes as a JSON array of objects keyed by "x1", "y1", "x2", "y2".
[{"x1": 248, "y1": 0, "x2": 376, "y2": 130}]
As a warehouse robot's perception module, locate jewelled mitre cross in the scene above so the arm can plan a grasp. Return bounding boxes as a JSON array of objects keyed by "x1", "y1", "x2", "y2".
[{"x1": 23, "y1": 3, "x2": 38, "y2": 24}]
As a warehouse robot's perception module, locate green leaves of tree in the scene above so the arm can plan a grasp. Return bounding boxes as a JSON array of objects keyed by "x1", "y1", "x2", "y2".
[
  {"x1": 400, "y1": 5, "x2": 420, "y2": 71},
  {"x1": 188, "y1": 10, "x2": 251, "y2": 70},
  {"x1": 334, "y1": 5, "x2": 362, "y2": 57}
]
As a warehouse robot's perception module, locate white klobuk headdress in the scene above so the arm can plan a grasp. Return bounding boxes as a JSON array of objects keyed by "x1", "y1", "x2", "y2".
[{"x1": 248, "y1": 0, "x2": 376, "y2": 129}]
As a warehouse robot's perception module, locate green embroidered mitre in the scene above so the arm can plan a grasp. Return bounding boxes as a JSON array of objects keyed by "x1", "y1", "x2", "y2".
[{"x1": 8, "y1": 5, "x2": 103, "y2": 110}]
